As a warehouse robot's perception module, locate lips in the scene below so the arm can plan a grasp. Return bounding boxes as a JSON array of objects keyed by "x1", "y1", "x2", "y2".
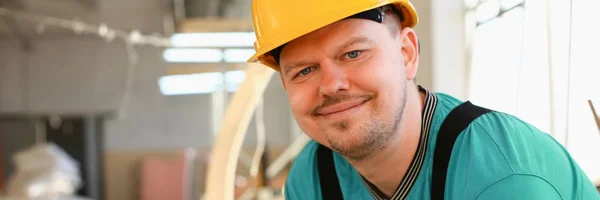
[{"x1": 317, "y1": 98, "x2": 369, "y2": 116}]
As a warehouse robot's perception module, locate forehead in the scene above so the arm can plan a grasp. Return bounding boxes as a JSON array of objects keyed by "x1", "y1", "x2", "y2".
[{"x1": 279, "y1": 18, "x2": 387, "y2": 60}]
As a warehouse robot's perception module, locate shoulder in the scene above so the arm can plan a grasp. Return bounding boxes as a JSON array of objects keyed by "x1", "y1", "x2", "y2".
[
  {"x1": 466, "y1": 111, "x2": 600, "y2": 199},
  {"x1": 434, "y1": 92, "x2": 564, "y2": 173},
  {"x1": 433, "y1": 93, "x2": 598, "y2": 199},
  {"x1": 284, "y1": 140, "x2": 321, "y2": 200},
  {"x1": 468, "y1": 110, "x2": 564, "y2": 172}
]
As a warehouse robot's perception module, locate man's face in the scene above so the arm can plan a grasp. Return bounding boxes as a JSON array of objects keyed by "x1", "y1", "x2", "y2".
[{"x1": 279, "y1": 18, "x2": 418, "y2": 160}]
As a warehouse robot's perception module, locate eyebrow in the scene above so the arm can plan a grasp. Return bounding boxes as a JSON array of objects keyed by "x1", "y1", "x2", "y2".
[
  {"x1": 283, "y1": 59, "x2": 313, "y2": 76},
  {"x1": 335, "y1": 36, "x2": 375, "y2": 52},
  {"x1": 282, "y1": 36, "x2": 375, "y2": 76}
]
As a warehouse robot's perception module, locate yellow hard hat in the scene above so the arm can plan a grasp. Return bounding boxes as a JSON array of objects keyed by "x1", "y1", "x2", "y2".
[{"x1": 246, "y1": 0, "x2": 419, "y2": 71}]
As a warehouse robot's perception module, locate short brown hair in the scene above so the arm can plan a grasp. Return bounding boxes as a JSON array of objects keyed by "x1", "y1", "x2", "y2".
[
  {"x1": 381, "y1": 5, "x2": 420, "y2": 54},
  {"x1": 381, "y1": 5, "x2": 404, "y2": 36}
]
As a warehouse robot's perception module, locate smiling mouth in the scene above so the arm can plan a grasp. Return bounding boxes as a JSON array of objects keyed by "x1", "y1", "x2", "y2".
[{"x1": 315, "y1": 97, "x2": 371, "y2": 118}]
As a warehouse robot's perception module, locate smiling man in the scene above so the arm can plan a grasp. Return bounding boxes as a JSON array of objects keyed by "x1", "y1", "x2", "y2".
[{"x1": 246, "y1": 0, "x2": 600, "y2": 199}]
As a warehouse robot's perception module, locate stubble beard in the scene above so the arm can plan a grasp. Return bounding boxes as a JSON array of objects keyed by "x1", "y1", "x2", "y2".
[{"x1": 323, "y1": 85, "x2": 408, "y2": 162}]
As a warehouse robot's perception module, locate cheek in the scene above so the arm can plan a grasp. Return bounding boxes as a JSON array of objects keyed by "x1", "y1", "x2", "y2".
[
  {"x1": 369, "y1": 48, "x2": 406, "y2": 90},
  {"x1": 351, "y1": 52, "x2": 406, "y2": 115},
  {"x1": 287, "y1": 85, "x2": 313, "y2": 115},
  {"x1": 287, "y1": 85, "x2": 318, "y2": 124},
  {"x1": 352, "y1": 52, "x2": 401, "y2": 95},
  {"x1": 286, "y1": 84, "x2": 328, "y2": 143}
]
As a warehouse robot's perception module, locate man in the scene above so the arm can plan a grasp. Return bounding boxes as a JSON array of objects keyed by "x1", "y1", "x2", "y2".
[{"x1": 246, "y1": 0, "x2": 600, "y2": 199}]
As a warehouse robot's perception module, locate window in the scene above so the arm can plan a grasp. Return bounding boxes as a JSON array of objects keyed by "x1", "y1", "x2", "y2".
[
  {"x1": 158, "y1": 70, "x2": 246, "y2": 95},
  {"x1": 159, "y1": 32, "x2": 255, "y2": 95},
  {"x1": 164, "y1": 32, "x2": 256, "y2": 63},
  {"x1": 467, "y1": 0, "x2": 600, "y2": 182}
]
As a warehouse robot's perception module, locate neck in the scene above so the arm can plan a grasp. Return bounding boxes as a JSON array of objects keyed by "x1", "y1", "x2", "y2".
[{"x1": 347, "y1": 84, "x2": 426, "y2": 197}]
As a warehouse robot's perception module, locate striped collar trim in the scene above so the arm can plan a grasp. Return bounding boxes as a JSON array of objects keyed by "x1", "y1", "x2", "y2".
[{"x1": 362, "y1": 86, "x2": 438, "y2": 200}]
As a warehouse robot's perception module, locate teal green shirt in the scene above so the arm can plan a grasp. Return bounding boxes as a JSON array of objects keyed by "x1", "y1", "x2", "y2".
[{"x1": 284, "y1": 92, "x2": 600, "y2": 199}]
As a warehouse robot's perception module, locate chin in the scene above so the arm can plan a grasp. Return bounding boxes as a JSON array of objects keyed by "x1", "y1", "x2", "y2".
[
  {"x1": 321, "y1": 111, "x2": 393, "y2": 160},
  {"x1": 322, "y1": 123, "x2": 376, "y2": 158}
]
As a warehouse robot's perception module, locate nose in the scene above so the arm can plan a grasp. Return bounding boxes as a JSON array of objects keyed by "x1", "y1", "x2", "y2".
[{"x1": 318, "y1": 61, "x2": 349, "y2": 97}]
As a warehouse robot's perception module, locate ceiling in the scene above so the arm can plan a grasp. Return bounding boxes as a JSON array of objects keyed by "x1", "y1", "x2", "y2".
[{"x1": 0, "y1": 0, "x2": 252, "y2": 40}]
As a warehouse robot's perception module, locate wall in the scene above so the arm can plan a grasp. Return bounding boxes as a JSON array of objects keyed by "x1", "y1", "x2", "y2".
[
  {"x1": 0, "y1": 0, "x2": 293, "y2": 151},
  {"x1": 411, "y1": 0, "x2": 434, "y2": 90},
  {"x1": 0, "y1": 38, "x2": 138, "y2": 114},
  {"x1": 430, "y1": 0, "x2": 468, "y2": 99},
  {"x1": 0, "y1": 36, "x2": 292, "y2": 150}
]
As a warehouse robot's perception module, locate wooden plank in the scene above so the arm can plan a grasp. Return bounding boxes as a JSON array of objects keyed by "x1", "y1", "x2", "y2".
[
  {"x1": 204, "y1": 63, "x2": 275, "y2": 200},
  {"x1": 178, "y1": 18, "x2": 253, "y2": 33},
  {"x1": 589, "y1": 100, "x2": 600, "y2": 134},
  {"x1": 166, "y1": 63, "x2": 247, "y2": 75}
]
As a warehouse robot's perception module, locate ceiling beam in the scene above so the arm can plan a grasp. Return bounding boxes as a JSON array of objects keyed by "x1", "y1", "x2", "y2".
[
  {"x1": 165, "y1": 63, "x2": 248, "y2": 75},
  {"x1": 177, "y1": 18, "x2": 253, "y2": 33},
  {"x1": 0, "y1": 0, "x2": 25, "y2": 10},
  {"x1": 75, "y1": 0, "x2": 98, "y2": 10},
  {"x1": 0, "y1": 15, "x2": 32, "y2": 50},
  {"x1": 0, "y1": 0, "x2": 31, "y2": 50}
]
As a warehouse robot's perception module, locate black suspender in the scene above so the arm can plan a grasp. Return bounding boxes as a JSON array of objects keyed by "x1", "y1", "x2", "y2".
[
  {"x1": 431, "y1": 101, "x2": 491, "y2": 200},
  {"x1": 318, "y1": 144, "x2": 344, "y2": 199},
  {"x1": 317, "y1": 101, "x2": 491, "y2": 200}
]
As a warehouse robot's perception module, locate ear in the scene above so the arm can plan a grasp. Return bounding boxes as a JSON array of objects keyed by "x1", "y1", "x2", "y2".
[
  {"x1": 399, "y1": 27, "x2": 419, "y2": 81},
  {"x1": 279, "y1": 72, "x2": 287, "y2": 90}
]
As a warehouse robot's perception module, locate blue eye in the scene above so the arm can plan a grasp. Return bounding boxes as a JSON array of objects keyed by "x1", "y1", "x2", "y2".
[
  {"x1": 297, "y1": 67, "x2": 314, "y2": 77},
  {"x1": 346, "y1": 50, "x2": 361, "y2": 59}
]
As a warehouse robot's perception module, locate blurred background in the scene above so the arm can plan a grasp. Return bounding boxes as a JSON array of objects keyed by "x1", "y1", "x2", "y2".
[{"x1": 0, "y1": 0, "x2": 598, "y2": 199}]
